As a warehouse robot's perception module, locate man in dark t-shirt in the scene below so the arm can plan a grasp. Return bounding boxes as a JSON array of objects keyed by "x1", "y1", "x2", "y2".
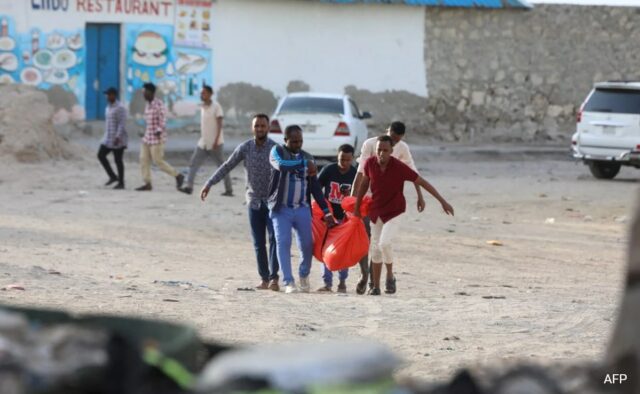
[{"x1": 316, "y1": 144, "x2": 357, "y2": 293}]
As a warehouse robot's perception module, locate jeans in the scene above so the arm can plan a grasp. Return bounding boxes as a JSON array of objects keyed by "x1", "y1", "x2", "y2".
[
  {"x1": 248, "y1": 201, "x2": 279, "y2": 282},
  {"x1": 322, "y1": 265, "x2": 348, "y2": 287},
  {"x1": 270, "y1": 206, "x2": 313, "y2": 285},
  {"x1": 97, "y1": 145, "x2": 125, "y2": 185}
]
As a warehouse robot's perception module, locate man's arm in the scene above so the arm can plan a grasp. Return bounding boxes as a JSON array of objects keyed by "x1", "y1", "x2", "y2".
[
  {"x1": 154, "y1": 103, "x2": 166, "y2": 135},
  {"x1": 414, "y1": 176, "x2": 454, "y2": 216},
  {"x1": 400, "y1": 144, "x2": 425, "y2": 212},
  {"x1": 201, "y1": 145, "x2": 244, "y2": 200},
  {"x1": 353, "y1": 175, "x2": 370, "y2": 218},
  {"x1": 351, "y1": 140, "x2": 372, "y2": 196},
  {"x1": 213, "y1": 116, "x2": 223, "y2": 148},
  {"x1": 269, "y1": 146, "x2": 306, "y2": 173},
  {"x1": 309, "y1": 175, "x2": 335, "y2": 225}
]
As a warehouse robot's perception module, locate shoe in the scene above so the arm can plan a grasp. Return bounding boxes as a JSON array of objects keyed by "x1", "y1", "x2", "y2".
[
  {"x1": 356, "y1": 275, "x2": 368, "y2": 295},
  {"x1": 268, "y1": 279, "x2": 280, "y2": 292},
  {"x1": 135, "y1": 183, "x2": 152, "y2": 191},
  {"x1": 175, "y1": 173, "x2": 185, "y2": 189},
  {"x1": 113, "y1": 183, "x2": 125, "y2": 190},
  {"x1": 256, "y1": 281, "x2": 269, "y2": 290},
  {"x1": 179, "y1": 186, "x2": 193, "y2": 195},
  {"x1": 337, "y1": 282, "x2": 347, "y2": 294},
  {"x1": 384, "y1": 276, "x2": 397, "y2": 294},
  {"x1": 368, "y1": 287, "x2": 381, "y2": 296},
  {"x1": 284, "y1": 283, "x2": 299, "y2": 294},
  {"x1": 299, "y1": 277, "x2": 310, "y2": 293},
  {"x1": 221, "y1": 190, "x2": 234, "y2": 197},
  {"x1": 317, "y1": 285, "x2": 332, "y2": 293},
  {"x1": 105, "y1": 178, "x2": 118, "y2": 186}
]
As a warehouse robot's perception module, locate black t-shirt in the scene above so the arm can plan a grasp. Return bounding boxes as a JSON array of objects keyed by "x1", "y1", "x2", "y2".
[{"x1": 318, "y1": 163, "x2": 357, "y2": 220}]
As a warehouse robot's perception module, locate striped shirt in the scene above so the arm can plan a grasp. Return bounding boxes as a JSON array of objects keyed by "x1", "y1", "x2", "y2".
[
  {"x1": 142, "y1": 98, "x2": 167, "y2": 145},
  {"x1": 102, "y1": 100, "x2": 127, "y2": 149},
  {"x1": 269, "y1": 146, "x2": 309, "y2": 209}
]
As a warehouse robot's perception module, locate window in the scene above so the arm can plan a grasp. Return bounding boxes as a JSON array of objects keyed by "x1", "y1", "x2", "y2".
[
  {"x1": 279, "y1": 97, "x2": 345, "y2": 115},
  {"x1": 584, "y1": 88, "x2": 640, "y2": 115},
  {"x1": 349, "y1": 100, "x2": 361, "y2": 118}
]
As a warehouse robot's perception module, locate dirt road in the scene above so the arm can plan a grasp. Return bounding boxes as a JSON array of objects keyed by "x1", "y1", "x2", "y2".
[{"x1": 0, "y1": 150, "x2": 636, "y2": 381}]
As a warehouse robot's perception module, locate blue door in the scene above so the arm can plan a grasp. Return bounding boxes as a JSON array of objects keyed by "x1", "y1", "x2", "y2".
[{"x1": 86, "y1": 24, "x2": 120, "y2": 120}]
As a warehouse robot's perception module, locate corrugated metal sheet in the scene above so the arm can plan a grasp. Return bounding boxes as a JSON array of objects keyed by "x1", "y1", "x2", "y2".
[{"x1": 319, "y1": 0, "x2": 532, "y2": 8}]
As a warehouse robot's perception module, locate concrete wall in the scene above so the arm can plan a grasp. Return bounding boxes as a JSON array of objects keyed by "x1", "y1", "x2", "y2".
[{"x1": 422, "y1": 5, "x2": 640, "y2": 143}]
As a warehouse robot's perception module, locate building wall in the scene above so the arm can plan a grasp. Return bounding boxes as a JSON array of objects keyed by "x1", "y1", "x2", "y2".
[
  {"x1": 422, "y1": 5, "x2": 640, "y2": 142},
  {"x1": 212, "y1": 0, "x2": 427, "y2": 130}
]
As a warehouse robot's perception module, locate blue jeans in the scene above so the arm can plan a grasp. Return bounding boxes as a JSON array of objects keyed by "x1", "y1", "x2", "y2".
[
  {"x1": 248, "y1": 201, "x2": 279, "y2": 282},
  {"x1": 270, "y1": 206, "x2": 313, "y2": 285},
  {"x1": 322, "y1": 265, "x2": 348, "y2": 287}
]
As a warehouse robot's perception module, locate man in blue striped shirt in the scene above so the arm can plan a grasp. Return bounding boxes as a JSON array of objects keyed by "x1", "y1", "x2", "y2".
[
  {"x1": 98, "y1": 87, "x2": 128, "y2": 189},
  {"x1": 268, "y1": 125, "x2": 335, "y2": 294}
]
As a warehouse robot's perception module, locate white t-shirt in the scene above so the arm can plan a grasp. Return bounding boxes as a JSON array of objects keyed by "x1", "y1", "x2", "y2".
[
  {"x1": 356, "y1": 137, "x2": 418, "y2": 174},
  {"x1": 198, "y1": 100, "x2": 224, "y2": 149}
]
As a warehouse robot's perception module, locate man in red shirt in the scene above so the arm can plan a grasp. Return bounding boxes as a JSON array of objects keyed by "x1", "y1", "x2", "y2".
[{"x1": 353, "y1": 135, "x2": 454, "y2": 295}]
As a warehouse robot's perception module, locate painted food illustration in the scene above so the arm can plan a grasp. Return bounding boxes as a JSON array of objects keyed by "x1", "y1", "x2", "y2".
[
  {"x1": 53, "y1": 49, "x2": 77, "y2": 69},
  {"x1": 0, "y1": 36, "x2": 16, "y2": 51},
  {"x1": 132, "y1": 31, "x2": 168, "y2": 67},
  {"x1": 0, "y1": 53, "x2": 18, "y2": 71},
  {"x1": 45, "y1": 68, "x2": 69, "y2": 85},
  {"x1": 0, "y1": 74, "x2": 14, "y2": 84},
  {"x1": 33, "y1": 50, "x2": 54, "y2": 70},
  {"x1": 175, "y1": 52, "x2": 207, "y2": 75},
  {"x1": 67, "y1": 33, "x2": 83, "y2": 50},
  {"x1": 20, "y1": 67, "x2": 42, "y2": 86},
  {"x1": 46, "y1": 33, "x2": 65, "y2": 49}
]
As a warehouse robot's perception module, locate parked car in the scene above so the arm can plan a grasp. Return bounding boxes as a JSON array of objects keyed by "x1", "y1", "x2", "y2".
[
  {"x1": 269, "y1": 93, "x2": 371, "y2": 160},
  {"x1": 572, "y1": 81, "x2": 640, "y2": 179}
]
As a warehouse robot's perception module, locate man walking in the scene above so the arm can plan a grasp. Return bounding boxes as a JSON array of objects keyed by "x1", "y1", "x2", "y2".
[
  {"x1": 98, "y1": 87, "x2": 127, "y2": 190},
  {"x1": 351, "y1": 121, "x2": 425, "y2": 294},
  {"x1": 200, "y1": 114, "x2": 279, "y2": 290},
  {"x1": 180, "y1": 85, "x2": 232, "y2": 196},
  {"x1": 316, "y1": 144, "x2": 357, "y2": 293},
  {"x1": 135, "y1": 82, "x2": 184, "y2": 191},
  {"x1": 353, "y1": 135, "x2": 454, "y2": 296},
  {"x1": 269, "y1": 125, "x2": 335, "y2": 294}
]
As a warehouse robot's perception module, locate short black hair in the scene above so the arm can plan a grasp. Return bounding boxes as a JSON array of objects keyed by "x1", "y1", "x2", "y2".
[
  {"x1": 377, "y1": 135, "x2": 393, "y2": 145},
  {"x1": 253, "y1": 113, "x2": 270, "y2": 123},
  {"x1": 143, "y1": 82, "x2": 156, "y2": 93},
  {"x1": 284, "y1": 124, "x2": 302, "y2": 139},
  {"x1": 202, "y1": 84, "x2": 213, "y2": 95},
  {"x1": 388, "y1": 121, "x2": 406, "y2": 135},
  {"x1": 338, "y1": 144, "x2": 355, "y2": 155}
]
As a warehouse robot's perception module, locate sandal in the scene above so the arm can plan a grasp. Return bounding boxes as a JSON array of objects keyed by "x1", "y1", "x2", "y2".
[
  {"x1": 368, "y1": 287, "x2": 381, "y2": 296},
  {"x1": 317, "y1": 286, "x2": 332, "y2": 293},
  {"x1": 356, "y1": 275, "x2": 367, "y2": 295},
  {"x1": 384, "y1": 276, "x2": 396, "y2": 294}
]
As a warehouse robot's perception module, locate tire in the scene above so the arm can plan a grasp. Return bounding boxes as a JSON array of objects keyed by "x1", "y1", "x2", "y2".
[{"x1": 588, "y1": 160, "x2": 621, "y2": 179}]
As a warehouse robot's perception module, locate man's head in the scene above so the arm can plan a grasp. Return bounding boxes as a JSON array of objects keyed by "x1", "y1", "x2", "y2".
[
  {"x1": 252, "y1": 113, "x2": 270, "y2": 141},
  {"x1": 201, "y1": 85, "x2": 213, "y2": 103},
  {"x1": 143, "y1": 82, "x2": 156, "y2": 102},
  {"x1": 386, "y1": 121, "x2": 406, "y2": 145},
  {"x1": 104, "y1": 87, "x2": 118, "y2": 104},
  {"x1": 376, "y1": 135, "x2": 394, "y2": 165},
  {"x1": 337, "y1": 144, "x2": 354, "y2": 171},
  {"x1": 284, "y1": 125, "x2": 303, "y2": 153}
]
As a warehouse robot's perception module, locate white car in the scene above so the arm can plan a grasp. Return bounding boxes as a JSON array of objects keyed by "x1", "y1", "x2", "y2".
[
  {"x1": 269, "y1": 93, "x2": 371, "y2": 160},
  {"x1": 572, "y1": 81, "x2": 640, "y2": 179}
]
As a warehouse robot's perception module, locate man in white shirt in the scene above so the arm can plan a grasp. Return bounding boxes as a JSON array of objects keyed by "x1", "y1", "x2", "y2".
[
  {"x1": 180, "y1": 85, "x2": 233, "y2": 196},
  {"x1": 350, "y1": 121, "x2": 425, "y2": 294}
]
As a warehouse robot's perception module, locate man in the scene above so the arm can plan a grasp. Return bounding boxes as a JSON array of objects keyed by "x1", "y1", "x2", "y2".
[
  {"x1": 351, "y1": 121, "x2": 425, "y2": 294},
  {"x1": 269, "y1": 125, "x2": 336, "y2": 294},
  {"x1": 180, "y1": 85, "x2": 232, "y2": 196},
  {"x1": 200, "y1": 114, "x2": 279, "y2": 291},
  {"x1": 98, "y1": 87, "x2": 127, "y2": 190},
  {"x1": 135, "y1": 82, "x2": 184, "y2": 191},
  {"x1": 353, "y1": 135, "x2": 454, "y2": 296},
  {"x1": 316, "y1": 144, "x2": 357, "y2": 293}
]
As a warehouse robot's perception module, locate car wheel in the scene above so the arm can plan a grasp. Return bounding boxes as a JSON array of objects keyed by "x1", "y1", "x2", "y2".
[{"x1": 588, "y1": 160, "x2": 621, "y2": 179}]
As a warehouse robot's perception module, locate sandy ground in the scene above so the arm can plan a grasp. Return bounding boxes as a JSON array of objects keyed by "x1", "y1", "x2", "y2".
[{"x1": 0, "y1": 147, "x2": 637, "y2": 383}]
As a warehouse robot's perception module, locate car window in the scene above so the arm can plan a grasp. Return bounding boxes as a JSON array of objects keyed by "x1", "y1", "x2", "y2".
[
  {"x1": 278, "y1": 97, "x2": 345, "y2": 115},
  {"x1": 584, "y1": 88, "x2": 640, "y2": 115},
  {"x1": 349, "y1": 100, "x2": 361, "y2": 118}
]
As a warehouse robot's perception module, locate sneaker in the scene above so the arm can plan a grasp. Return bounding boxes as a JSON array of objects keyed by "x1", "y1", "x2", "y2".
[
  {"x1": 368, "y1": 287, "x2": 381, "y2": 296},
  {"x1": 337, "y1": 282, "x2": 347, "y2": 294},
  {"x1": 135, "y1": 183, "x2": 152, "y2": 191},
  {"x1": 175, "y1": 173, "x2": 185, "y2": 189},
  {"x1": 179, "y1": 186, "x2": 193, "y2": 195},
  {"x1": 299, "y1": 277, "x2": 310, "y2": 293},
  {"x1": 113, "y1": 183, "x2": 125, "y2": 190},
  {"x1": 317, "y1": 285, "x2": 332, "y2": 293},
  {"x1": 221, "y1": 190, "x2": 234, "y2": 197},
  {"x1": 284, "y1": 283, "x2": 299, "y2": 294},
  {"x1": 256, "y1": 281, "x2": 269, "y2": 290},
  {"x1": 384, "y1": 276, "x2": 397, "y2": 294},
  {"x1": 105, "y1": 178, "x2": 118, "y2": 186},
  {"x1": 268, "y1": 279, "x2": 280, "y2": 292}
]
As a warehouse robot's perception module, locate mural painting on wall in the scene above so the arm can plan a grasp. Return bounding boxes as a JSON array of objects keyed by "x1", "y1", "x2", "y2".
[
  {"x1": 0, "y1": 15, "x2": 86, "y2": 123},
  {"x1": 126, "y1": 23, "x2": 212, "y2": 123}
]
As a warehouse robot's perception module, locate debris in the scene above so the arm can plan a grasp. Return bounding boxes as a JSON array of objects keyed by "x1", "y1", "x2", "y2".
[
  {"x1": 482, "y1": 295, "x2": 506, "y2": 299},
  {"x1": 455, "y1": 292, "x2": 471, "y2": 296},
  {"x1": 48, "y1": 269, "x2": 61, "y2": 275},
  {"x1": 77, "y1": 190, "x2": 88, "y2": 197},
  {"x1": 486, "y1": 240, "x2": 503, "y2": 246},
  {"x1": 162, "y1": 298, "x2": 180, "y2": 302},
  {"x1": 443, "y1": 336, "x2": 460, "y2": 341},
  {"x1": 3, "y1": 284, "x2": 25, "y2": 291},
  {"x1": 236, "y1": 287, "x2": 255, "y2": 292},
  {"x1": 544, "y1": 218, "x2": 555, "y2": 224},
  {"x1": 584, "y1": 215, "x2": 593, "y2": 222},
  {"x1": 538, "y1": 193, "x2": 548, "y2": 198},
  {"x1": 614, "y1": 216, "x2": 628, "y2": 223}
]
